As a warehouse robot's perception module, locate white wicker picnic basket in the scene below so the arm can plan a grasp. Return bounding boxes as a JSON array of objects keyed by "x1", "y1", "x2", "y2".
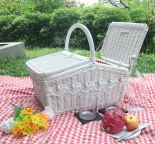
[{"x1": 26, "y1": 23, "x2": 130, "y2": 115}]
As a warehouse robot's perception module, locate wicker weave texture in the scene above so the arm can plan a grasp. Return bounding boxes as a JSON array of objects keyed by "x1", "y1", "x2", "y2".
[
  {"x1": 101, "y1": 22, "x2": 149, "y2": 67},
  {"x1": 26, "y1": 51, "x2": 90, "y2": 76},
  {"x1": 29, "y1": 64, "x2": 128, "y2": 115},
  {"x1": 27, "y1": 23, "x2": 129, "y2": 115}
]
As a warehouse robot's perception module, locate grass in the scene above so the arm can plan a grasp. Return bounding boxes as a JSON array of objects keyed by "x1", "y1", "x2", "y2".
[{"x1": 0, "y1": 47, "x2": 155, "y2": 77}]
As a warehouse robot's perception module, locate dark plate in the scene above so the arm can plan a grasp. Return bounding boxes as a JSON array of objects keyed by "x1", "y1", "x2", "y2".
[{"x1": 79, "y1": 110, "x2": 97, "y2": 120}]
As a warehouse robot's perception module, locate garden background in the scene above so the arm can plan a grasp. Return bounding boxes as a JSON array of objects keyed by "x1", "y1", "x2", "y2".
[{"x1": 0, "y1": 0, "x2": 155, "y2": 76}]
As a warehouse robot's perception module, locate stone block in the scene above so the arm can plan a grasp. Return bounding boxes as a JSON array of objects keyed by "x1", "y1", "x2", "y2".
[{"x1": 0, "y1": 42, "x2": 25, "y2": 60}]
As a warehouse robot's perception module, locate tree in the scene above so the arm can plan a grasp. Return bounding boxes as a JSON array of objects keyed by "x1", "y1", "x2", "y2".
[
  {"x1": 64, "y1": 0, "x2": 76, "y2": 7},
  {"x1": 99, "y1": 0, "x2": 130, "y2": 9},
  {"x1": 99, "y1": 0, "x2": 154, "y2": 10},
  {"x1": 33, "y1": 0, "x2": 64, "y2": 13}
]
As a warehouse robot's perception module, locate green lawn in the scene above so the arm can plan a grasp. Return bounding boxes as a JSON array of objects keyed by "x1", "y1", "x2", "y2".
[{"x1": 0, "y1": 47, "x2": 155, "y2": 77}]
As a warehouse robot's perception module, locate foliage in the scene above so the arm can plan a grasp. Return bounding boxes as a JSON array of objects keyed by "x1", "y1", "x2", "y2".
[
  {"x1": 0, "y1": 3, "x2": 154, "y2": 52},
  {"x1": 33, "y1": 0, "x2": 64, "y2": 13},
  {"x1": 52, "y1": 8, "x2": 80, "y2": 47},
  {"x1": 138, "y1": 53, "x2": 155, "y2": 73},
  {"x1": 64, "y1": 0, "x2": 77, "y2": 7},
  {"x1": 129, "y1": 7, "x2": 154, "y2": 52},
  {"x1": 0, "y1": 0, "x2": 65, "y2": 15},
  {"x1": 146, "y1": 16, "x2": 155, "y2": 53},
  {"x1": 0, "y1": 13, "x2": 54, "y2": 46},
  {"x1": 0, "y1": 15, "x2": 16, "y2": 41},
  {"x1": 0, "y1": 0, "x2": 35, "y2": 15},
  {"x1": 99, "y1": 0, "x2": 154, "y2": 11},
  {"x1": 99, "y1": 0, "x2": 130, "y2": 10},
  {"x1": 76, "y1": 5, "x2": 130, "y2": 49},
  {"x1": 130, "y1": 8, "x2": 152, "y2": 23},
  {"x1": 20, "y1": 13, "x2": 53, "y2": 46},
  {"x1": 93, "y1": 7, "x2": 130, "y2": 45}
]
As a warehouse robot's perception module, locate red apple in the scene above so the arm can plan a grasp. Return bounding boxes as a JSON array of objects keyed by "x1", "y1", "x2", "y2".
[{"x1": 124, "y1": 114, "x2": 139, "y2": 131}]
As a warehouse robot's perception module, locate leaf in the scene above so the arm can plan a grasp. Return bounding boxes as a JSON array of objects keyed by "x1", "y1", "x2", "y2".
[
  {"x1": 14, "y1": 115, "x2": 23, "y2": 121},
  {"x1": 13, "y1": 105, "x2": 22, "y2": 120},
  {"x1": 14, "y1": 105, "x2": 22, "y2": 114}
]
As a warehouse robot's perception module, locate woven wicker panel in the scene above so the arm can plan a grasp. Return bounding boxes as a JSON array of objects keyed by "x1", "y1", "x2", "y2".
[
  {"x1": 26, "y1": 51, "x2": 89, "y2": 76},
  {"x1": 101, "y1": 22, "x2": 149, "y2": 67},
  {"x1": 29, "y1": 64, "x2": 128, "y2": 115}
]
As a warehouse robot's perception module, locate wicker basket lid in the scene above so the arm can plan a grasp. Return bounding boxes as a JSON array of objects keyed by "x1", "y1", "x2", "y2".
[
  {"x1": 100, "y1": 22, "x2": 148, "y2": 68},
  {"x1": 26, "y1": 23, "x2": 96, "y2": 77},
  {"x1": 26, "y1": 51, "x2": 89, "y2": 76}
]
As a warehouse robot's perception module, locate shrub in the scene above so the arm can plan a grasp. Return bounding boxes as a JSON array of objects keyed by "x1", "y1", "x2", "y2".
[
  {"x1": 33, "y1": 0, "x2": 64, "y2": 13},
  {"x1": 145, "y1": 17, "x2": 155, "y2": 53},
  {"x1": 130, "y1": 8, "x2": 152, "y2": 23},
  {"x1": 79, "y1": 5, "x2": 130, "y2": 49},
  {"x1": 0, "y1": 4, "x2": 154, "y2": 53},
  {"x1": 0, "y1": 15, "x2": 16, "y2": 41},
  {"x1": 78, "y1": 6, "x2": 99, "y2": 49},
  {"x1": 0, "y1": 0, "x2": 64, "y2": 15},
  {"x1": 23, "y1": 13, "x2": 53, "y2": 46},
  {"x1": 11, "y1": 13, "x2": 53, "y2": 46},
  {"x1": 52, "y1": 8, "x2": 80, "y2": 47},
  {"x1": 0, "y1": 0, "x2": 35, "y2": 15},
  {"x1": 130, "y1": 8, "x2": 154, "y2": 53},
  {"x1": 93, "y1": 7, "x2": 130, "y2": 47}
]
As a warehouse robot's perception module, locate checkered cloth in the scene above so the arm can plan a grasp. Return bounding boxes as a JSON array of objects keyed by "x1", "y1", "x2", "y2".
[{"x1": 0, "y1": 74, "x2": 155, "y2": 144}]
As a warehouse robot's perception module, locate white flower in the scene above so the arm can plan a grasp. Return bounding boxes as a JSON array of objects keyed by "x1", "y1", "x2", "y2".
[{"x1": 0, "y1": 117, "x2": 15, "y2": 134}]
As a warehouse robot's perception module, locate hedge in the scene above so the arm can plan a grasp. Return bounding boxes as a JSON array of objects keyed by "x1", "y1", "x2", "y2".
[
  {"x1": 0, "y1": 15, "x2": 16, "y2": 41},
  {"x1": 130, "y1": 8, "x2": 155, "y2": 53},
  {"x1": 80, "y1": 5, "x2": 131, "y2": 48},
  {"x1": 52, "y1": 8, "x2": 80, "y2": 47},
  {"x1": 0, "y1": 5, "x2": 154, "y2": 53}
]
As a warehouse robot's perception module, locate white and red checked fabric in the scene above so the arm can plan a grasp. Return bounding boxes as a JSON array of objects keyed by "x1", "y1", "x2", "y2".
[{"x1": 0, "y1": 74, "x2": 155, "y2": 144}]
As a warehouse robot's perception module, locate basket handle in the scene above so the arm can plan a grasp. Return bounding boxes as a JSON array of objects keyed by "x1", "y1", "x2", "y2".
[{"x1": 65, "y1": 23, "x2": 96, "y2": 64}]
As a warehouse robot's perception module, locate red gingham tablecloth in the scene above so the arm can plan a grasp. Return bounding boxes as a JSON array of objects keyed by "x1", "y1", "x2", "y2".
[{"x1": 0, "y1": 74, "x2": 155, "y2": 144}]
